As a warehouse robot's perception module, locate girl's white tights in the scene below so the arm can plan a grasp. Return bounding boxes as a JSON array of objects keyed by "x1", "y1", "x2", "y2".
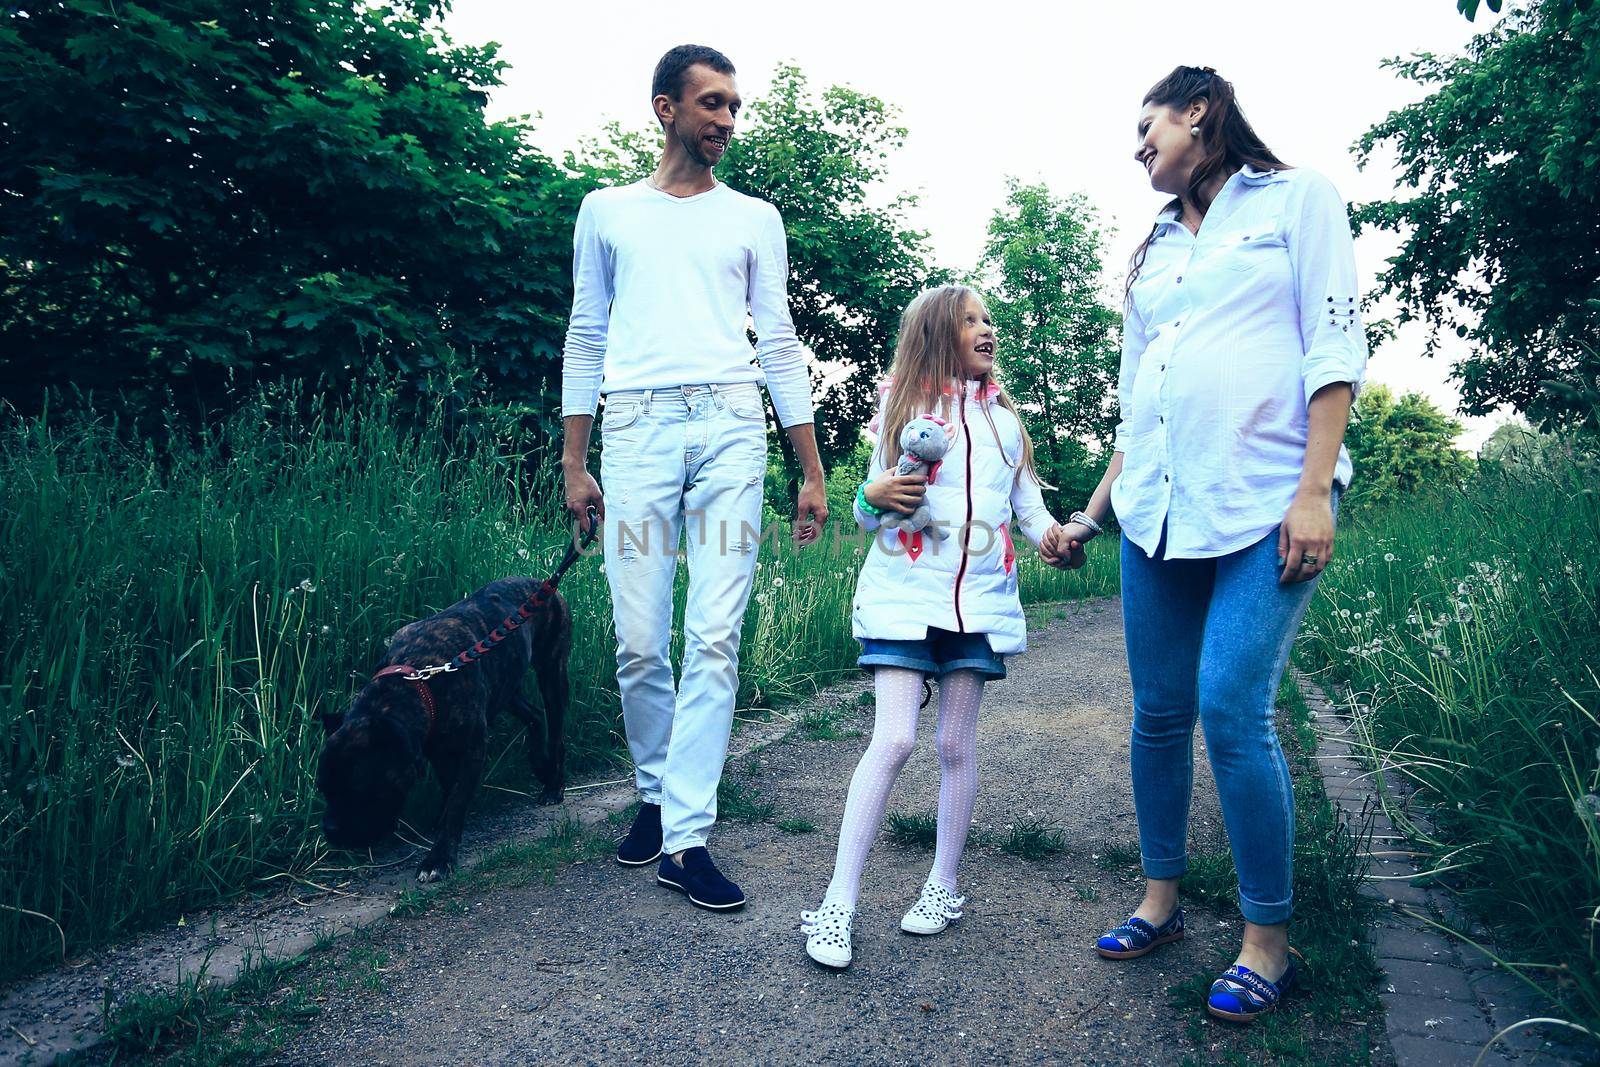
[{"x1": 821, "y1": 667, "x2": 985, "y2": 909}]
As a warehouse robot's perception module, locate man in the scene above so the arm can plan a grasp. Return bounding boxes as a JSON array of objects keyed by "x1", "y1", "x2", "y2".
[{"x1": 561, "y1": 44, "x2": 829, "y2": 911}]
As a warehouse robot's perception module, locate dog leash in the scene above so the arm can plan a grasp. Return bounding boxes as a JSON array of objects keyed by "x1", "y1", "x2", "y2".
[{"x1": 372, "y1": 509, "x2": 601, "y2": 734}]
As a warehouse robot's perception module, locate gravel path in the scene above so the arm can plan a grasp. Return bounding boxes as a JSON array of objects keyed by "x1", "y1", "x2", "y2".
[{"x1": 276, "y1": 598, "x2": 1384, "y2": 1065}]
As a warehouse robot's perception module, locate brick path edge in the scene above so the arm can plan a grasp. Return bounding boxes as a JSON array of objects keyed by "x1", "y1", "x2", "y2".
[{"x1": 1296, "y1": 671, "x2": 1596, "y2": 1067}]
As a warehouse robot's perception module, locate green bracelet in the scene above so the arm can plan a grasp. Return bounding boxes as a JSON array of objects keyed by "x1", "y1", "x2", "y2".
[{"x1": 856, "y1": 482, "x2": 885, "y2": 517}]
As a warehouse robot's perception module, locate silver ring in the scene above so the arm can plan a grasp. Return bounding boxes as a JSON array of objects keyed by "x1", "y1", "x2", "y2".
[{"x1": 1301, "y1": 553, "x2": 1320, "y2": 566}]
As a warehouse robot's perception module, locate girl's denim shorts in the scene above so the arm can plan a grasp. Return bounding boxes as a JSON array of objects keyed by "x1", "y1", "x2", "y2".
[{"x1": 857, "y1": 627, "x2": 1006, "y2": 680}]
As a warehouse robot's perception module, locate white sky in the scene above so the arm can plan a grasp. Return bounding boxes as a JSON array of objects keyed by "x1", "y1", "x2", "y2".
[{"x1": 444, "y1": 0, "x2": 1510, "y2": 450}]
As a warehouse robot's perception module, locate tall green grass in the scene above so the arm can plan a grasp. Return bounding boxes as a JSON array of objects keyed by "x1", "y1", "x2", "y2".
[
  {"x1": 1297, "y1": 454, "x2": 1600, "y2": 1032},
  {"x1": 0, "y1": 385, "x2": 1115, "y2": 979}
]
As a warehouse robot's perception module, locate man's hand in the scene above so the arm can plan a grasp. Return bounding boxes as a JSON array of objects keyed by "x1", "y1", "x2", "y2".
[
  {"x1": 564, "y1": 467, "x2": 604, "y2": 537},
  {"x1": 794, "y1": 476, "x2": 829, "y2": 546},
  {"x1": 863, "y1": 469, "x2": 927, "y2": 513},
  {"x1": 1277, "y1": 490, "x2": 1334, "y2": 584}
]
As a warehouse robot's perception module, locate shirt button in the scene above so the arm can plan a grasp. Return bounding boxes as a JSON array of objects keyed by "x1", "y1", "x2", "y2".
[
  {"x1": 1176, "y1": 276, "x2": 1183, "y2": 284},
  {"x1": 1163, "y1": 474, "x2": 1170, "y2": 482},
  {"x1": 1174, "y1": 321, "x2": 1182, "y2": 328}
]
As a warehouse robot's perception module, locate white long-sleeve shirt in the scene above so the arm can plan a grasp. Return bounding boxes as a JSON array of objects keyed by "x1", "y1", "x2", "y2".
[
  {"x1": 849, "y1": 380, "x2": 1057, "y2": 655},
  {"x1": 559, "y1": 180, "x2": 814, "y2": 427},
  {"x1": 1112, "y1": 165, "x2": 1368, "y2": 560}
]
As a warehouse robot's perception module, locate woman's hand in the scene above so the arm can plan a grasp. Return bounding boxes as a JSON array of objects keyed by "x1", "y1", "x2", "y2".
[
  {"x1": 1278, "y1": 490, "x2": 1334, "y2": 584},
  {"x1": 1041, "y1": 521, "x2": 1094, "y2": 570},
  {"x1": 863, "y1": 469, "x2": 927, "y2": 513}
]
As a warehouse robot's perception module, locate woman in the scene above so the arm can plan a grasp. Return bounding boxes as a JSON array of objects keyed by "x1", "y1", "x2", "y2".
[{"x1": 1050, "y1": 66, "x2": 1366, "y2": 1022}]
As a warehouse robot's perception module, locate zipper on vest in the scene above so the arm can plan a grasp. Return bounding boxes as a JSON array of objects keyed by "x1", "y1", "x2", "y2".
[{"x1": 953, "y1": 393, "x2": 974, "y2": 632}]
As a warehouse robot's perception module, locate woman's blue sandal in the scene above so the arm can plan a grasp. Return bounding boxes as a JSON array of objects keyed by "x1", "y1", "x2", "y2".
[
  {"x1": 1094, "y1": 907, "x2": 1185, "y2": 959},
  {"x1": 1206, "y1": 948, "x2": 1303, "y2": 1022}
]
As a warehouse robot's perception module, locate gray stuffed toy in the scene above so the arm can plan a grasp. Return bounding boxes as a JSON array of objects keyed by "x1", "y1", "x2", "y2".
[{"x1": 879, "y1": 415, "x2": 952, "y2": 541}]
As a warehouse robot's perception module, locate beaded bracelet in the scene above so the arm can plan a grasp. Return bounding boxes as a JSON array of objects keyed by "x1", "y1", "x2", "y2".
[{"x1": 856, "y1": 482, "x2": 885, "y2": 517}]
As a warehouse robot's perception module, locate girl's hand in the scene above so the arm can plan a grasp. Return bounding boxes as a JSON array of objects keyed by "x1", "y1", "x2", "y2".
[
  {"x1": 1278, "y1": 491, "x2": 1334, "y2": 584},
  {"x1": 1042, "y1": 520, "x2": 1093, "y2": 570},
  {"x1": 864, "y1": 469, "x2": 927, "y2": 513}
]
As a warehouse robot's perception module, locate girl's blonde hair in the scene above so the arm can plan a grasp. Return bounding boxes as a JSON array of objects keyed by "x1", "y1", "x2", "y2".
[{"x1": 876, "y1": 285, "x2": 1047, "y2": 487}]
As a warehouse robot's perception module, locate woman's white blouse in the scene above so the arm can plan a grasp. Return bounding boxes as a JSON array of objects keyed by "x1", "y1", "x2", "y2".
[{"x1": 1111, "y1": 165, "x2": 1368, "y2": 560}]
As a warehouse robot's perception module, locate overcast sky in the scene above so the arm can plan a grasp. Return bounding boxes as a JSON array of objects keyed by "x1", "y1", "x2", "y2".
[{"x1": 443, "y1": 0, "x2": 1510, "y2": 449}]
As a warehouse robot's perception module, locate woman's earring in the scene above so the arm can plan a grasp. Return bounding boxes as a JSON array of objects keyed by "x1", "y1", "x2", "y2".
[{"x1": 1190, "y1": 126, "x2": 1201, "y2": 138}]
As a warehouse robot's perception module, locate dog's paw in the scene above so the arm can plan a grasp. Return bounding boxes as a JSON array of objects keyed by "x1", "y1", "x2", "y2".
[
  {"x1": 536, "y1": 784, "x2": 565, "y2": 806},
  {"x1": 416, "y1": 860, "x2": 454, "y2": 884}
]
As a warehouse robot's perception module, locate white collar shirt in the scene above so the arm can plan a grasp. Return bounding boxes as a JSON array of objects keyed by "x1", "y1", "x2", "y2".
[{"x1": 1111, "y1": 165, "x2": 1368, "y2": 560}]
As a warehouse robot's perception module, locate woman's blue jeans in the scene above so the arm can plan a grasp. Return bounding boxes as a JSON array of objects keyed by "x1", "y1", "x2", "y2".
[{"x1": 1120, "y1": 516, "x2": 1331, "y2": 926}]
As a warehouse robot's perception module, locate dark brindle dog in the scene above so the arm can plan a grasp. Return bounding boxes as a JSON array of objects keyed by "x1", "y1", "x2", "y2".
[{"x1": 316, "y1": 577, "x2": 572, "y2": 882}]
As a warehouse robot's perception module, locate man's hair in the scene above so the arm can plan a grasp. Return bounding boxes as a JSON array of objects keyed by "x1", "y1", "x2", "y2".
[{"x1": 651, "y1": 44, "x2": 735, "y2": 103}]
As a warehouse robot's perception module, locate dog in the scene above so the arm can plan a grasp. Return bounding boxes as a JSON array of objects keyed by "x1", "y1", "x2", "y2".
[{"x1": 316, "y1": 577, "x2": 572, "y2": 882}]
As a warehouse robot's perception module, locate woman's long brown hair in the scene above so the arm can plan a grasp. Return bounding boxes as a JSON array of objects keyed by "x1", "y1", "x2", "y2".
[
  {"x1": 1124, "y1": 67, "x2": 1286, "y2": 304},
  {"x1": 877, "y1": 285, "x2": 1047, "y2": 487}
]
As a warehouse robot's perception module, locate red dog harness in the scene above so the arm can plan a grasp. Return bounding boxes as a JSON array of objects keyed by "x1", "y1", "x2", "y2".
[{"x1": 372, "y1": 664, "x2": 437, "y2": 740}]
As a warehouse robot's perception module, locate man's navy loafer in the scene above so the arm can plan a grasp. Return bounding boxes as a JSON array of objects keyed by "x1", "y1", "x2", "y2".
[
  {"x1": 657, "y1": 846, "x2": 746, "y2": 911},
  {"x1": 616, "y1": 802, "x2": 663, "y2": 866}
]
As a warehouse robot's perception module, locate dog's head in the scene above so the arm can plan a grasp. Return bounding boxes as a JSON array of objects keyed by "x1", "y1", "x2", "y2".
[{"x1": 315, "y1": 687, "x2": 424, "y2": 849}]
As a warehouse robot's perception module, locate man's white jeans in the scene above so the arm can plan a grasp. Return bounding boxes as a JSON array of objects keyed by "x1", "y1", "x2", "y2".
[{"x1": 599, "y1": 382, "x2": 768, "y2": 855}]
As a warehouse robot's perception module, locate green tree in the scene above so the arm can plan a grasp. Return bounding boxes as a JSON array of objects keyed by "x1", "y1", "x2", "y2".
[
  {"x1": 1456, "y1": 0, "x2": 1591, "y2": 21},
  {"x1": 1353, "y1": 1, "x2": 1600, "y2": 430},
  {"x1": 1344, "y1": 384, "x2": 1471, "y2": 507},
  {"x1": 576, "y1": 65, "x2": 936, "y2": 466},
  {"x1": 0, "y1": 0, "x2": 581, "y2": 418},
  {"x1": 976, "y1": 179, "x2": 1121, "y2": 511}
]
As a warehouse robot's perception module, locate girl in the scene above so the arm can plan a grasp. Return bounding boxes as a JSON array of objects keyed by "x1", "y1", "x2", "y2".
[
  {"x1": 1062, "y1": 67, "x2": 1366, "y2": 1022},
  {"x1": 801, "y1": 285, "x2": 1074, "y2": 969}
]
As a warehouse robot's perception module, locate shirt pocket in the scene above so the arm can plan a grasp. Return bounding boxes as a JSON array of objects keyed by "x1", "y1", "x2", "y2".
[
  {"x1": 1129, "y1": 259, "x2": 1174, "y2": 319},
  {"x1": 1220, "y1": 225, "x2": 1285, "y2": 272}
]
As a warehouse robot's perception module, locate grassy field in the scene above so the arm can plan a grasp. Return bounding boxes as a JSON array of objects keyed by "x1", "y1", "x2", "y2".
[
  {"x1": 0, "y1": 387, "x2": 1117, "y2": 980},
  {"x1": 1296, "y1": 453, "x2": 1600, "y2": 1036},
  {"x1": 21, "y1": 378, "x2": 1588, "y2": 1047}
]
